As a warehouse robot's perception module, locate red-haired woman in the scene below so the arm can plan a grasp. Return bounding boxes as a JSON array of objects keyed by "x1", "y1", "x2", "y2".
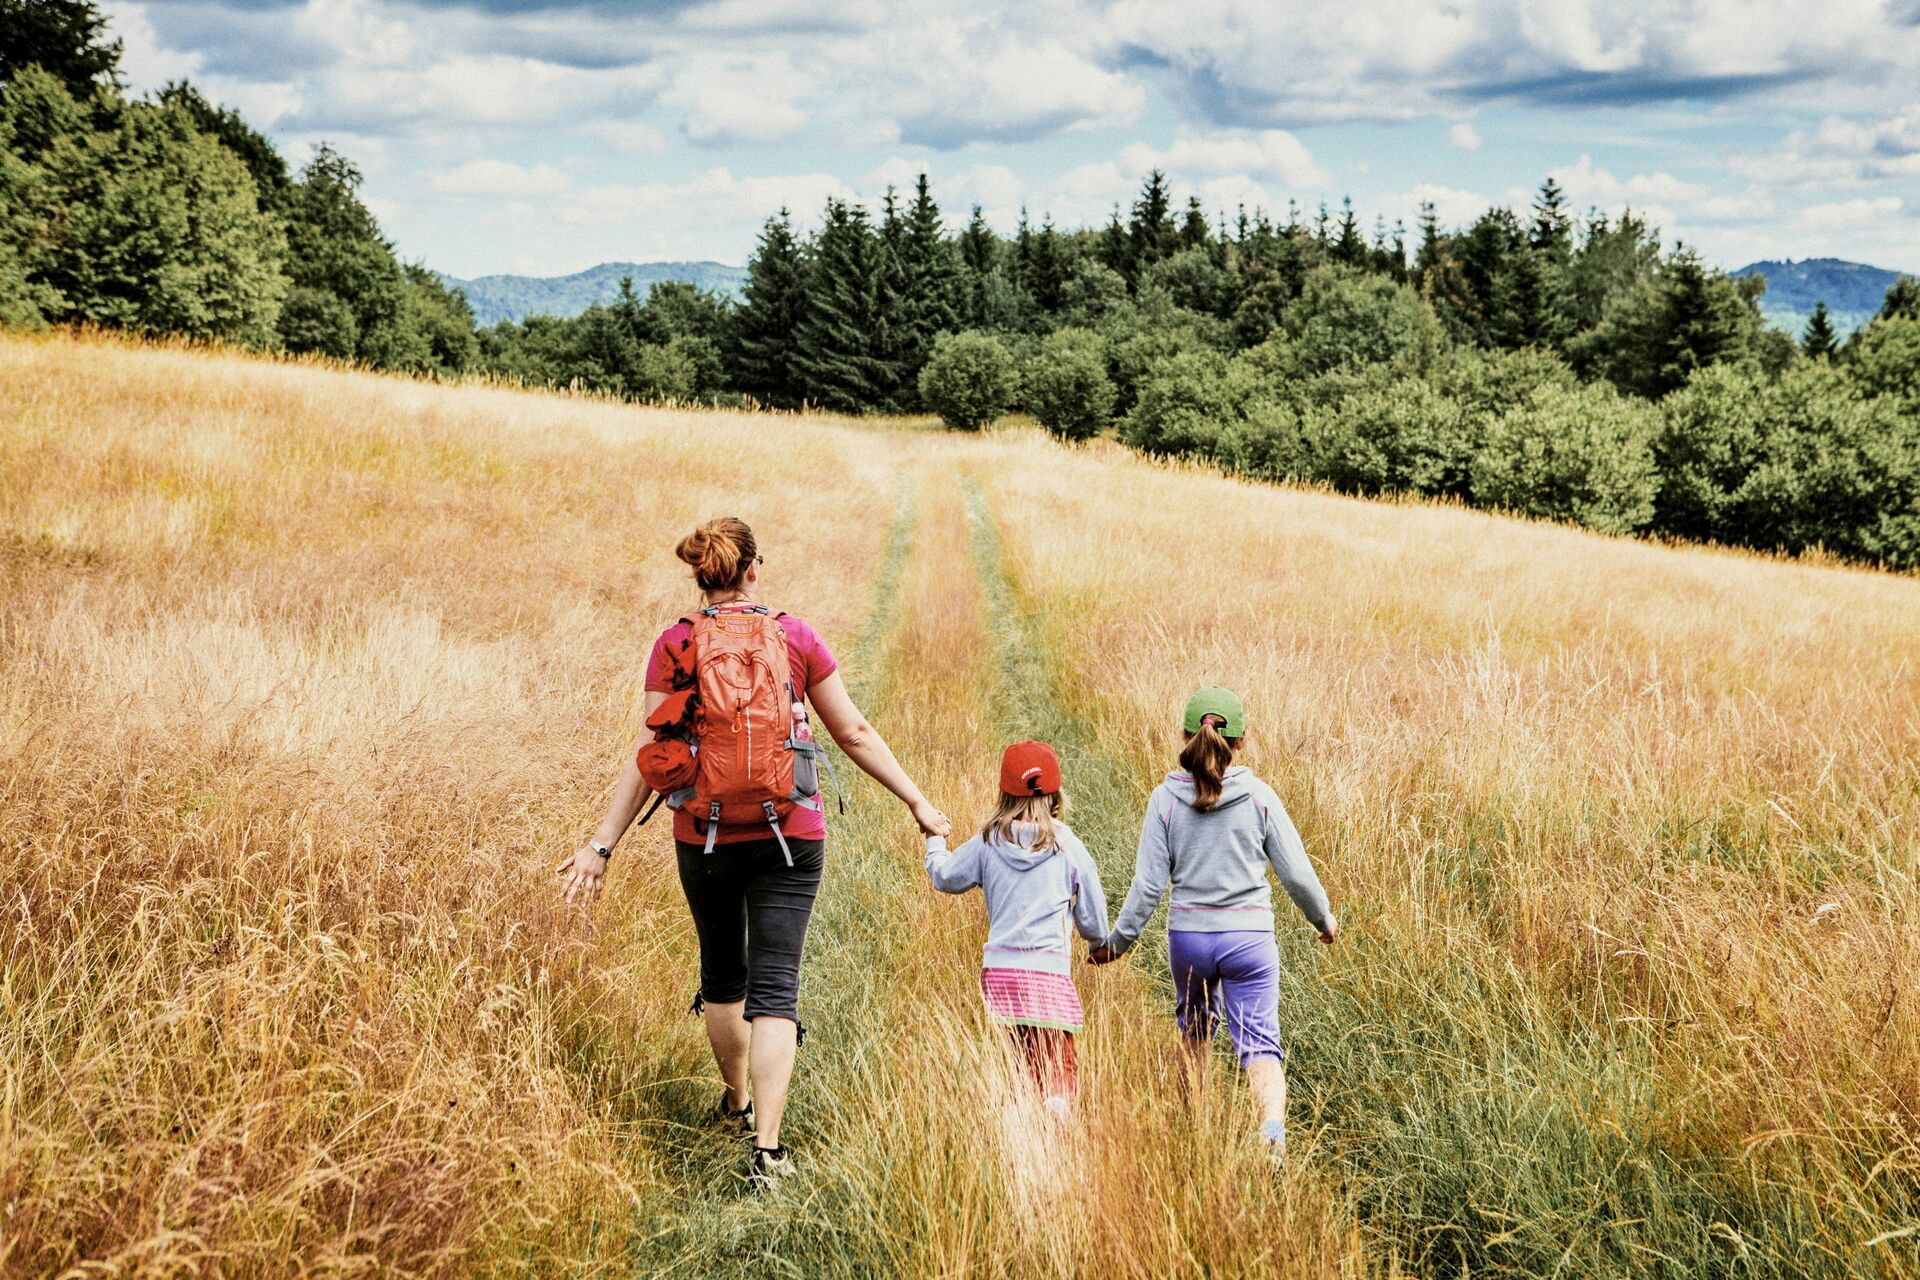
[{"x1": 558, "y1": 516, "x2": 950, "y2": 1185}]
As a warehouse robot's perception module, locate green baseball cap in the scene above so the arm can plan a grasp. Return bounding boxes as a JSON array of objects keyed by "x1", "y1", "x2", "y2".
[{"x1": 1183, "y1": 685, "x2": 1245, "y2": 737}]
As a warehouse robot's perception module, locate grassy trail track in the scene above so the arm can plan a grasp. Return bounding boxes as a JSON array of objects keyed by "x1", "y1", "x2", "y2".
[{"x1": 611, "y1": 467, "x2": 1363, "y2": 1278}]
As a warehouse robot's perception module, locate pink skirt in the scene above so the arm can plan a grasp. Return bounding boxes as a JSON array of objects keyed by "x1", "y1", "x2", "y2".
[{"x1": 981, "y1": 968, "x2": 1084, "y2": 1033}]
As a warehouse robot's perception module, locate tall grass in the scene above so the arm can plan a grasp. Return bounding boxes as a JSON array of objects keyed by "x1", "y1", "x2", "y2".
[{"x1": 2, "y1": 330, "x2": 1915, "y2": 1277}]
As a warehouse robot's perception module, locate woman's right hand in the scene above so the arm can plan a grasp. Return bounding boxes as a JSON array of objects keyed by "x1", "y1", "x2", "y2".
[
  {"x1": 1318, "y1": 915, "x2": 1339, "y2": 946},
  {"x1": 910, "y1": 797, "x2": 951, "y2": 839},
  {"x1": 556, "y1": 844, "x2": 610, "y2": 907}
]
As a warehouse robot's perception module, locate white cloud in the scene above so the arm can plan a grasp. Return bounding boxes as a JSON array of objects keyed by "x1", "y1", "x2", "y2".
[
  {"x1": 1119, "y1": 129, "x2": 1332, "y2": 190},
  {"x1": 1447, "y1": 121, "x2": 1483, "y2": 151},
  {"x1": 111, "y1": 3, "x2": 199, "y2": 88},
  {"x1": 1796, "y1": 196, "x2": 1903, "y2": 229},
  {"x1": 429, "y1": 159, "x2": 572, "y2": 198},
  {"x1": 869, "y1": 20, "x2": 1145, "y2": 147},
  {"x1": 662, "y1": 51, "x2": 811, "y2": 147},
  {"x1": 1739, "y1": 108, "x2": 1920, "y2": 188},
  {"x1": 1105, "y1": 0, "x2": 1920, "y2": 125},
  {"x1": 581, "y1": 120, "x2": 669, "y2": 156}
]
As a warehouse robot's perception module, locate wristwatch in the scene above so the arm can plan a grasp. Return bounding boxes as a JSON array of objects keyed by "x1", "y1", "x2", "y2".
[{"x1": 590, "y1": 841, "x2": 613, "y2": 860}]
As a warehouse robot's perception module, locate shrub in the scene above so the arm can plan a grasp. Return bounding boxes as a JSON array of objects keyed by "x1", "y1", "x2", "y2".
[
  {"x1": 1846, "y1": 317, "x2": 1920, "y2": 407},
  {"x1": 1121, "y1": 349, "x2": 1275, "y2": 460},
  {"x1": 1471, "y1": 383, "x2": 1660, "y2": 535},
  {"x1": 1281, "y1": 265, "x2": 1448, "y2": 377},
  {"x1": 1024, "y1": 329, "x2": 1116, "y2": 440},
  {"x1": 1301, "y1": 379, "x2": 1473, "y2": 498},
  {"x1": 918, "y1": 330, "x2": 1018, "y2": 430},
  {"x1": 278, "y1": 286, "x2": 358, "y2": 359},
  {"x1": 1653, "y1": 364, "x2": 1768, "y2": 543}
]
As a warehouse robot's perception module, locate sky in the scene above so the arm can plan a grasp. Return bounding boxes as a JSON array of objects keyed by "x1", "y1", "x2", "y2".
[{"x1": 104, "y1": 0, "x2": 1920, "y2": 280}]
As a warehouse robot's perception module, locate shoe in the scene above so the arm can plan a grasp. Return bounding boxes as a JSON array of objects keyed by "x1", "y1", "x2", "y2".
[
  {"x1": 715, "y1": 1091, "x2": 755, "y2": 1138},
  {"x1": 749, "y1": 1144, "x2": 795, "y2": 1188}
]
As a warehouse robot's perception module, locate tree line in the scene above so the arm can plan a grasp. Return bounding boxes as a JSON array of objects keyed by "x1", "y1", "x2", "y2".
[{"x1": 4, "y1": 1, "x2": 1919, "y2": 568}]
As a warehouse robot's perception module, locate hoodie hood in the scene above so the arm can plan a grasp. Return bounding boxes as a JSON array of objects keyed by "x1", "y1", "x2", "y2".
[
  {"x1": 986, "y1": 822, "x2": 1060, "y2": 870},
  {"x1": 1161, "y1": 766, "x2": 1256, "y2": 813}
]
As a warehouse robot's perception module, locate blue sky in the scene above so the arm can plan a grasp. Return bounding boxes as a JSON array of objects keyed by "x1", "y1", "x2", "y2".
[{"x1": 106, "y1": 0, "x2": 1920, "y2": 279}]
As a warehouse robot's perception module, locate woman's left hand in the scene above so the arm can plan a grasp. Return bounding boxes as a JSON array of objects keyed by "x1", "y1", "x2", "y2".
[
  {"x1": 910, "y1": 797, "x2": 951, "y2": 839},
  {"x1": 556, "y1": 844, "x2": 609, "y2": 906},
  {"x1": 1087, "y1": 944, "x2": 1117, "y2": 965}
]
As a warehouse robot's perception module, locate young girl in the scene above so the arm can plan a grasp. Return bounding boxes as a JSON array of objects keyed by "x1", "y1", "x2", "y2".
[
  {"x1": 1092, "y1": 687, "x2": 1337, "y2": 1155},
  {"x1": 926, "y1": 740, "x2": 1109, "y2": 1118}
]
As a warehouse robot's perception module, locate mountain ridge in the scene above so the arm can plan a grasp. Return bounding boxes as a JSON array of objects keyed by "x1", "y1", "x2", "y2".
[
  {"x1": 1734, "y1": 256, "x2": 1909, "y2": 339},
  {"x1": 437, "y1": 260, "x2": 748, "y2": 326}
]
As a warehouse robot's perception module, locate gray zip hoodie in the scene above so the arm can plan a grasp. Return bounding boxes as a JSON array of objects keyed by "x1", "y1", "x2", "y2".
[
  {"x1": 926, "y1": 822, "x2": 1109, "y2": 975},
  {"x1": 1106, "y1": 767, "x2": 1332, "y2": 957}
]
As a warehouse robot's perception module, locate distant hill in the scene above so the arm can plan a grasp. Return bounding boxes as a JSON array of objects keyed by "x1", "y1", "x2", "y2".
[
  {"x1": 1734, "y1": 257, "x2": 1909, "y2": 339},
  {"x1": 438, "y1": 261, "x2": 748, "y2": 326}
]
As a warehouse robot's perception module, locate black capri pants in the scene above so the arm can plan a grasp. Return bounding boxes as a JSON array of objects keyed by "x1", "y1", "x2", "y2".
[{"x1": 675, "y1": 836, "x2": 824, "y2": 1023}]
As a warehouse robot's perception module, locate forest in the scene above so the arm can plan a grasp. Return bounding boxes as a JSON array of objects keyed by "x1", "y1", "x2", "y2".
[{"x1": 4, "y1": 0, "x2": 1919, "y2": 566}]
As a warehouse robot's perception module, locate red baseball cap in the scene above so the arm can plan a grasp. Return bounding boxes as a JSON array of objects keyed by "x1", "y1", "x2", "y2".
[{"x1": 999, "y1": 740, "x2": 1062, "y2": 796}]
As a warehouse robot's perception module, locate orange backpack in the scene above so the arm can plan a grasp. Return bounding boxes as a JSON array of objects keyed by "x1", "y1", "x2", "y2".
[{"x1": 637, "y1": 604, "x2": 827, "y2": 860}]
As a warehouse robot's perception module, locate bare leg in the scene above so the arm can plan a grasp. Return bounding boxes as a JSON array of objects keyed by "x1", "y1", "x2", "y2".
[
  {"x1": 749, "y1": 1016, "x2": 798, "y2": 1147},
  {"x1": 1246, "y1": 1056, "x2": 1288, "y2": 1144},
  {"x1": 702, "y1": 999, "x2": 751, "y2": 1109}
]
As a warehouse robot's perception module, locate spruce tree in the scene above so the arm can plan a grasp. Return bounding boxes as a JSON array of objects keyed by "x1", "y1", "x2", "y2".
[
  {"x1": 1530, "y1": 177, "x2": 1573, "y2": 258},
  {"x1": 1099, "y1": 205, "x2": 1130, "y2": 282},
  {"x1": 1179, "y1": 196, "x2": 1209, "y2": 251},
  {"x1": 729, "y1": 208, "x2": 807, "y2": 407},
  {"x1": 958, "y1": 203, "x2": 997, "y2": 326},
  {"x1": 792, "y1": 197, "x2": 883, "y2": 413},
  {"x1": 1333, "y1": 197, "x2": 1366, "y2": 266},
  {"x1": 1029, "y1": 215, "x2": 1069, "y2": 314},
  {"x1": 1878, "y1": 275, "x2": 1920, "y2": 323},
  {"x1": 0, "y1": 0, "x2": 121, "y2": 93},
  {"x1": 895, "y1": 172, "x2": 961, "y2": 384},
  {"x1": 1801, "y1": 300, "x2": 1837, "y2": 359},
  {"x1": 868, "y1": 187, "x2": 912, "y2": 411},
  {"x1": 1126, "y1": 171, "x2": 1176, "y2": 278}
]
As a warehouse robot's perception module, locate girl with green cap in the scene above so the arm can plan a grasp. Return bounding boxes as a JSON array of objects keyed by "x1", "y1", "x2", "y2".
[{"x1": 1091, "y1": 686, "x2": 1337, "y2": 1156}]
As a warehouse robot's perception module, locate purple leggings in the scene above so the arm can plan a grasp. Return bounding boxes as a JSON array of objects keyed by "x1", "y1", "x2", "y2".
[{"x1": 1168, "y1": 930, "x2": 1284, "y2": 1065}]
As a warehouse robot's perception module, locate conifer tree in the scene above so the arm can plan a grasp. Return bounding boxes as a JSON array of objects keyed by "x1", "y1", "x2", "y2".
[
  {"x1": 1126, "y1": 171, "x2": 1176, "y2": 278},
  {"x1": 957, "y1": 203, "x2": 998, "y2": 326},
  {"x1": 898, "y1": 172, "x2": 960, "y2": 357},
  {"x1": 730, "y1": 208, "x2": 807, "y2": 407},
  {"x1": 1029, "y1": 214, "x2": 1069, "y2": 314},
  {"x1": 1333, "y1": 197, "x2": 1366, "y2": 265},
  {"x1": 1877, "y1": 275, "x2": 1920, "y2": 323},
  {"x1": 1801, "y1": 300, "x2": 1837, "y2": 359},
  {"x1": 1180, "y1": 196, "x2": 1209, "y2": 251},
  {"x1": 792, "y1": 197, "x2": 883, "y2": 412},
  {"x1": 869, "y1": 186, "x2": 913, "y2": 411},
  {"x1": 0, "y1": 0, "x2": 121, "y2": 93},
  {"x1": 1530, "y1": 177, "x2": 1573, "y2": 258}
]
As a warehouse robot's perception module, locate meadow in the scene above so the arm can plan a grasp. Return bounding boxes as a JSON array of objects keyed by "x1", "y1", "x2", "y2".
[{"x1": 2, "y1": 330, "x2": 1916, "y2": 1278}]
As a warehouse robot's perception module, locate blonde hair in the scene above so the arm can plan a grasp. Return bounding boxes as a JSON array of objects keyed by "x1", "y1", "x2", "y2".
[
  {"x1": 675, "y1": 517, "x2": 756, "y2": 593},
  {"x1": 1179, "y1": 719, "x2": 1240, "y2": 812},
  {"x1": 982, "y1": 790, "x2": 1066, "y2": 852}
]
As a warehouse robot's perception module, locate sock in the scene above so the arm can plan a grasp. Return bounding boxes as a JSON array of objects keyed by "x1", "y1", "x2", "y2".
[{"x1": 1260, "y1": 1118, "x2": 1287, "y2": 1147}]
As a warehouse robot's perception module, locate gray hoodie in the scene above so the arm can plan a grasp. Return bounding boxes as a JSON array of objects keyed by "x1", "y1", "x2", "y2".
[
  {"x1": 926, "y1": 822, "x2": 1109, "y2": 975},
  {"x1": 1106, "y1": 767, "x2": 1332, "y2": 957}
]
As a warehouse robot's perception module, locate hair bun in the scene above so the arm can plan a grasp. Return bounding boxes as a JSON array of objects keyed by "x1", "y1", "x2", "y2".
[{"x1": 675, "y1": 517, "x2": 756, "y2": 592}]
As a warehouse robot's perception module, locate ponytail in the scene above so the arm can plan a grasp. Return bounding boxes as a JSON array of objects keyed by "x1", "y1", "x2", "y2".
[
  {"x1": 1179, "y1": 716, "x2": 1239, "y2": 812},
  {"x1": 675, "y1": 516, "x2": 757, "y2": 593}
]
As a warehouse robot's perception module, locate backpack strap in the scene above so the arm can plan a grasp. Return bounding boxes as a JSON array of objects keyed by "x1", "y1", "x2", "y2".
[{"x1": 634, "y1": 791, "x2": 668, "y2": 827}]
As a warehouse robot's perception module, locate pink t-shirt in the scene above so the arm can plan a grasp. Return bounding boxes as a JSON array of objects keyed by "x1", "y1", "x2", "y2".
[{"x1": 645, "y1": 607, "x2": 839, "y2": 847}]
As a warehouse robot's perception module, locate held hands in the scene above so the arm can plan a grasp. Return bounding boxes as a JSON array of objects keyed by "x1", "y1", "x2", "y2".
[
  {"x1": 1318, "y1": 915, "x2": 1340, "y2": 946},
  {"x1": 1086, "y1": 942, "x2": 1117, "y2": 966},
  {"x1": 910, "y1": 797, "x2": 952, "y2": 840},
  {"x1": 556, "y1": 844, "x2": 609, "y2": 907}
]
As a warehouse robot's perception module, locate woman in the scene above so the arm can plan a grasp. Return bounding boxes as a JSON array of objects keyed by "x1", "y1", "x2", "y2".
[{"x1": 557, "y1": 516, "x2": 950, "y2": 1186}]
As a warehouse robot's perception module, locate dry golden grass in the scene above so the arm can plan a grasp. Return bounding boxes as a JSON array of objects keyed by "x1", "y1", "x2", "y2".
[{"x1": 3, "y1": 329, "x2": 1916, "y2": 1277}]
